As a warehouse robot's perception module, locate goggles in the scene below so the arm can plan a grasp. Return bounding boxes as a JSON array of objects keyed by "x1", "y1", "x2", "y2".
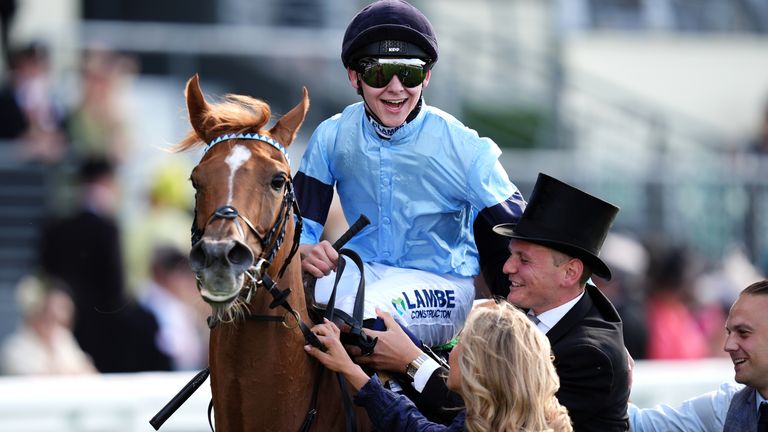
[{"x1": 357, "y1": 58, "x2": 428, "y2": 88}]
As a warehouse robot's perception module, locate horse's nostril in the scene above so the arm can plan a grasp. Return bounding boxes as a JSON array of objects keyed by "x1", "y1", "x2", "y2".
[
  {"x1": 189, "y1": 243, "x2": 207, "y2": 272},
  {"x1": 188, "y1": 239, "x2": 253, "y2": 273},
  {"x1": 227, "y1": 241, "x2": 253, "y2": 267}
]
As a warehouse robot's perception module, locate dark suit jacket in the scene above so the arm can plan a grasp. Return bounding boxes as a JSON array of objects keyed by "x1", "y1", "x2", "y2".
[
  {"x1": 39, "y1": 209, "x2": 172, "y2": 373},
  {"x1": 419, "y1": 285, "x2": 630, "y2": 432}
]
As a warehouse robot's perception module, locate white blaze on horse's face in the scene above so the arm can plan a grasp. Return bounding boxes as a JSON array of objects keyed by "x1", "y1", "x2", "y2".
[
  {"x1": 225, "y1": 145, "x2": 251, "y2": 205},
  {"x1": 190, "y1": 145, "x2": 257, "y2": 314}
]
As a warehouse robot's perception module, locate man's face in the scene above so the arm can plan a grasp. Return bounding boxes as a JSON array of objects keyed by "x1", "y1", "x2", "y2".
[
  {"x1": 502, "y1": 239, "x2": 567, "y2": 315},
  {"x1": 724, "y1": 293, "x2": 768, "y2": 396},
  {"x1": 348, "y1": 64, "x2": 430, "y2": 128}
]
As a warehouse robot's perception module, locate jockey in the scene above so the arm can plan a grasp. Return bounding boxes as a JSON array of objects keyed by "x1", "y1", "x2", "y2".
[{"x1": 294, "y1": 0, "x2": 526, "y2": 348}]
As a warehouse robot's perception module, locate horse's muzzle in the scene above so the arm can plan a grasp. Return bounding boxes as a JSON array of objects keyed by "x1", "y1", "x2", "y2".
[
  {"x1": 189, "y1": 238, "x2": 255, "y2": 304},
  {"x1": 190, "y1": 238, "x2": 254, "y2": 274}
]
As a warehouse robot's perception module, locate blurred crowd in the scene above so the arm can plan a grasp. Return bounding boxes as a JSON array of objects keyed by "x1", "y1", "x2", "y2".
[
  {"x1": 593, "y1": 232, "x2": 763, "y2": 361},
  {"x1": 0, "y1": 35, "x2": 766, "y2": 376},
  {"x1": 0, "y1": 35, "x2": 209, "y2": 376}
]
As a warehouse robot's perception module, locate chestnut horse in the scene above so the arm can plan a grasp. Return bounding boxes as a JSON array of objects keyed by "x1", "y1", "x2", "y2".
[{"x1": 175, "y1": 75, "x2": 370, "y2": 431}]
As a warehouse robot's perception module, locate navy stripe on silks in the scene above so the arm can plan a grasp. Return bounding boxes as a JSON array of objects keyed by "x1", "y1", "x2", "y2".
[
  {"x1": 474, "y1": 194, "x2": 526, "y2": 298},
  {"x1": 481, "y1": 191, "x2": 526, "y2": 225},
  {"x1": 293, "y1": 171, "x2": 335, "y2": 225}
]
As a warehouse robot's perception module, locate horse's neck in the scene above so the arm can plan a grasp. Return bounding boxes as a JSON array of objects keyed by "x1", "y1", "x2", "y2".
[
  {"x1": 274, "y1": 254, "x2": 310, "y2": 322},
  {"x1": 208, "y1": 260, "x2": 370, "y2": 431},
  {"x1": 208, "y1": 240, "x2": 318, "y2": 430},
  {"x1": 272, "y1": 220, "x2": 310, "y2": 321}
]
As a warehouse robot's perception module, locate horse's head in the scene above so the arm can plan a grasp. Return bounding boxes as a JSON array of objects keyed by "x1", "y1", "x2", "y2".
[{"x1": 177, "y1": 75, "x2": 309, "y2": 320}]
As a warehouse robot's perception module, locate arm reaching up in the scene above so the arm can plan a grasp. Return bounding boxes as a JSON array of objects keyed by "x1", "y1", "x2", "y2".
[{"x1": 304, "y1": 318, "x2": 370, "y2": 390}]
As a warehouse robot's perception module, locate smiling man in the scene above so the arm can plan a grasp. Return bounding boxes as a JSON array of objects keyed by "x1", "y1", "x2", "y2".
[
  {"x1": 294, "y1": 0, "x2": 526, "y2": 350},
  {"x1": 489, "y1": 173, "x2": 630, "y2": 432},
  {"x1": 629, "y1": 279, "x2": 768, "y2": 432}
]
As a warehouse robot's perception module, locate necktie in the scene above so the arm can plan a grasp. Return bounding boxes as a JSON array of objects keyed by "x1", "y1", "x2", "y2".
[
  {"x1": 527, "y1": 312, "x2": 540, "y2": 326},
  {"x1": 759, "y1": 402, "x2": 768, "y2": 432}
]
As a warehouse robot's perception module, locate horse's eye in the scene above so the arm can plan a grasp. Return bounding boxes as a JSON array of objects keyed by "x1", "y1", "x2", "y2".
[{"x1": 270, "y1": 175, "x2": 286, "y2": 190}]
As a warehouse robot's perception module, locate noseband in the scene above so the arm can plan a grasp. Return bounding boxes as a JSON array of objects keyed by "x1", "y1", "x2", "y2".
[{"x1": 190, "y1": 132, "x2": 303, "y2": 304}]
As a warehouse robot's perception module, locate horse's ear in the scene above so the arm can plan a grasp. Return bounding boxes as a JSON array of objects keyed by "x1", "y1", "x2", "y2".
[
  {"x1": 186, "y1": 74, "x2": 212, "y2": 143},
  {"x1": 269, "y1": 87, "x2": 309, "y2": 148}
]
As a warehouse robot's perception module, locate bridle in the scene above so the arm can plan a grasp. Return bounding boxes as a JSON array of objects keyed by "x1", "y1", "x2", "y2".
[{"x1": 190, "y1": 132, "x2": 303, "y2": 306}]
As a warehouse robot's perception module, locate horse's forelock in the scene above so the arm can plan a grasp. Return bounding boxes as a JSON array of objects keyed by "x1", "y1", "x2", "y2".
[
  {"x1": 214, "y1": 94, "x2": 272, "y2": 132},
  {"x1": 173, "y1": 93, "x2": 273, "y2": 153}
]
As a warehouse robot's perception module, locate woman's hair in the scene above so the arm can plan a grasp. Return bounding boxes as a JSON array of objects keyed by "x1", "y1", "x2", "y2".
[{"x1": 458, "y1": 301, "x2": 573, "y2": 432}]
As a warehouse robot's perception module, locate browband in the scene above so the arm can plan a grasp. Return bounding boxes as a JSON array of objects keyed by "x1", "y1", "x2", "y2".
[{"x1": 205, "y1": 133, "x2": 290, "y2": 165}]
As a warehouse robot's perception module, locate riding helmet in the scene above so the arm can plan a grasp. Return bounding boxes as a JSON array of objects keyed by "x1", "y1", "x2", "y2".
[{"x1": 341, "y1": 0, "x2": 439, "y2": 70}]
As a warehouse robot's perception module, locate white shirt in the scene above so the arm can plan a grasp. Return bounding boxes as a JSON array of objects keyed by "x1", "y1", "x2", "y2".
[
  {"x1": 629, "y1": 382, "x2": 744, "y2": 432},
  {"x1": 532, "y1": 290, "x2": 585, "y2": 334},
  {"x1": 139, "y1": 281, "x2": 206, "y2": 371},
  {"x1": 413, "y1": 356, "x2": 443, "y2": 392}
]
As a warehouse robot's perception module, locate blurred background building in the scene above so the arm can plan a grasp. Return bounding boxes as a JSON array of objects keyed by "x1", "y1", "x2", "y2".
[{"x1": 0, "y1": 0, "x2": 767, "y2": 404}]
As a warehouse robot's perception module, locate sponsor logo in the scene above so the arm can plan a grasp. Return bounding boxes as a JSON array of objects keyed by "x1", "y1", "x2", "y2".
[
  {"x1": 391, "y1": 297, "x2": 407, "y2": 316},
  {"x1": 390, "y1": 289, "x2": 457, "y2": 320},
  {"x1": 404, "y1": 289, "x2": 456, "y2": 309}
]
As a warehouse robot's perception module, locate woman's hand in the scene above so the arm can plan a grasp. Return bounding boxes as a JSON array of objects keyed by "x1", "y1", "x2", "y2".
[
  {"x1": 305, "y1": 319, "x2": 370, "y2": 390},
  {"x1": 351, "y1": 308, "x2": 424, "y2": 373},
  {"x1": 299, "y1": 242, "x2": 339, "y2": 278}
]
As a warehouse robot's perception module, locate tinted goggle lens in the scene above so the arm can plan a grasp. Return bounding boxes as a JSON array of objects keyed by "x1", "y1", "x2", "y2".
[{"x1": 359, "y1": 59, "x2": 427, "y2": 88}]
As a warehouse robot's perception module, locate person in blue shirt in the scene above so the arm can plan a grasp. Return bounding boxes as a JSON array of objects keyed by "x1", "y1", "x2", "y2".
[
  {"x1": 629, "y1": 279, "x2": 768, "y2": 432},
  {"x1": 305, "y1": 300, "x2": 573, "y2": 432},
  {"x1": 294, "y1": 0, "x2": 526, "y2": 348}
]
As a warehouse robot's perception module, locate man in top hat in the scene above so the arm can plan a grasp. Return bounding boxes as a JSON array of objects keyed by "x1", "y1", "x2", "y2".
[{"x1": 352, "y1": 173, "x2": 631, "y2": 432}]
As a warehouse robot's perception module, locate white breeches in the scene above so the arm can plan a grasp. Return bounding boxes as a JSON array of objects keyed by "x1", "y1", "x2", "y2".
[{"x1": 314, "y1": 259, "x2": 475, "y2": 347}]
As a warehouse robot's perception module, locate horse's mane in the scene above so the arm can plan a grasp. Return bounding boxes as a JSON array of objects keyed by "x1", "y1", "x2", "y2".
[{"x1": 174, "y1": 94, "x2": 272, "y2": 152}]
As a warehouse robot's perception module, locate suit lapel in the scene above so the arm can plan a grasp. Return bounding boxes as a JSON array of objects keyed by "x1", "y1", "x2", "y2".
[{"x1": 545, "y1": 286, "x2": 594, "y2": 345}]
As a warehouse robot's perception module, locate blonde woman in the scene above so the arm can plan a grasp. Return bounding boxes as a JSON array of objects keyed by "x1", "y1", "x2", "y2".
[{"x1": 305, "y1": 300, "x2": 572, "y2": 431}]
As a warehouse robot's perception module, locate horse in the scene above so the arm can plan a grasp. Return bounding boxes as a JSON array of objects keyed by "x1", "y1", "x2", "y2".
[{"x1": 174, "y1": 75, "x2": 371, "y2": 432}]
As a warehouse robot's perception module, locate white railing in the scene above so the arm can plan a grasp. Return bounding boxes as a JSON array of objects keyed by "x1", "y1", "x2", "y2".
[
  {"x1": 0, "y1": 372, "x2": 212, "y2": 432},
  {"x1": 0, "y1": 358, "x2": 736, "y2": 432}
]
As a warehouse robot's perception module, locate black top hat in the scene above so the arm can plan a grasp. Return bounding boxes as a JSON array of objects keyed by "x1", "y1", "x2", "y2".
[{"x1": 493, "y1": 173, "x2": 619, "y2": 280}]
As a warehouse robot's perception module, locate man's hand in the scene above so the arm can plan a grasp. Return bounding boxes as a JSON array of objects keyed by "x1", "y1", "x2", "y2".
[
  {"x1": 350, "y1": 308, "x2": 424, "y2": 373},
  {"x1": 299, "y1": 241, "x2": 339, "y2": 278}
]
